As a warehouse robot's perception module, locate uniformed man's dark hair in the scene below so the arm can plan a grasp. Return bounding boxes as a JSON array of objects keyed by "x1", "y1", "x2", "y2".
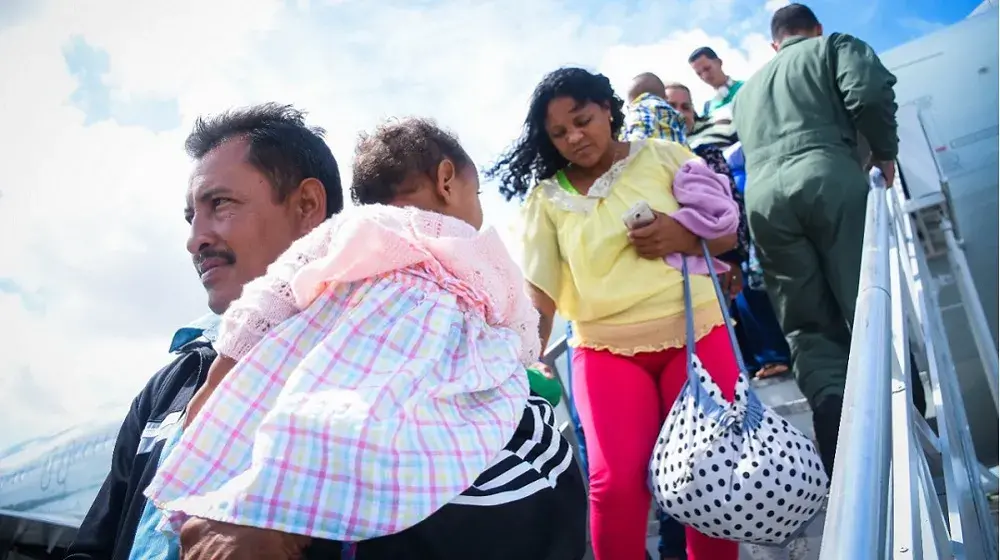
[
  {"x1": 185, "y1": 103, "x2": 343, "y2": 218},
  {"x1": 771, "y1": 3, "x2": 821, "y2": 42},
  {"x1": 687, "y1": 47, "x2": 719, "y2": 64}
]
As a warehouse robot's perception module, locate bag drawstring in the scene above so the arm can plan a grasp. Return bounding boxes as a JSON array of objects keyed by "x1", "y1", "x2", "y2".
[{"x1": 681, "y1": 241, "x2": 764, "y2": 432}]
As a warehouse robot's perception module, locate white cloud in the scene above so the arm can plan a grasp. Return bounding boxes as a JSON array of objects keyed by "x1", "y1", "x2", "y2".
[
  {"x1": 0, "y1": 0, "x2": 777, "y2": 450},
  {"x1": 765, "y1": 0, "x2": 790, "y2": 13}
]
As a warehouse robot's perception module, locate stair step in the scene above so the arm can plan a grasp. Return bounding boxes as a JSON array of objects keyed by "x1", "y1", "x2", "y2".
[{"x1": 750, "y1": 374, "x2": 816, "y2": 441}]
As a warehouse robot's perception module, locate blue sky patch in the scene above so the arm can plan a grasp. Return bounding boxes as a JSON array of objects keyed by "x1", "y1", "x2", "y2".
[
  {"x1": 62, "y1": 36, "x2": 181, "y2": 133},
  {"x1": 795, "y1": 0, "x2": 982, "y2": 52},
  {"x1": 0, "y1": 277, "x2": 47, "y2": 314}
]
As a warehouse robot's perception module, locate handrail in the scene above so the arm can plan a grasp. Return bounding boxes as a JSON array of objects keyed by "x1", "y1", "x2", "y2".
[
  {"x1": 894, "y1": 188, "x2": 1000, "y2": 558},
  {"x1": 541, "y1": 336, "x2": 569, "y2": 369},
  {"x1": 939, "y1": 216, "x2": 1000, "y2": 412},
  {"x1": 541, "y1": 335, "x2": 572, "y2": 410},
  {"x1": 819, "y1": 170, "x2": 894, "y2": 559}
]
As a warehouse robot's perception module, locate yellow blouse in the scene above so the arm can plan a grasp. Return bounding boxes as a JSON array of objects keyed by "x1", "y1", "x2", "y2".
[{"x1": 520, "y1": 138, "x2": 724, "y2": 355}]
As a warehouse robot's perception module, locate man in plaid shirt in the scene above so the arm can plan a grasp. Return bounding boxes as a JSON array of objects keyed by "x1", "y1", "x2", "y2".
[{"x1": 622, "y1": 72, "x2": 687, "y2": 144}]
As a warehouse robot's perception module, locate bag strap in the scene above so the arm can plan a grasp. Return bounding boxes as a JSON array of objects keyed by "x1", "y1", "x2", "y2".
[{"x1": 681, "y1": 241, "x2": 754, "y2": 399}]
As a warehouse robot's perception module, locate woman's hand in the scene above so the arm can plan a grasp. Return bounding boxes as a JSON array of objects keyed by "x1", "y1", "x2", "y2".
[
  {"x1": 626, "y1": 211, "x2": 697, "y2": 260},
  {"x1": 718, "y1": 266, "x2": 743, "y2": 300}
]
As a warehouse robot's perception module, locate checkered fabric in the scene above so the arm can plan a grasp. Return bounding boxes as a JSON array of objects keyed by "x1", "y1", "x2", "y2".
[
  {"x1": 622, "y1": 92, "x2": 688, "y2": 144},
  {"x1": 145, "y1": 267, "x2": 529, "y2": 541}
]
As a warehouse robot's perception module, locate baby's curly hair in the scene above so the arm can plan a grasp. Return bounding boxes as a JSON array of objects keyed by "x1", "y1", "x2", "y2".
[{"x1": 351, "y1": 117, "x2": 473, "y2": 205}]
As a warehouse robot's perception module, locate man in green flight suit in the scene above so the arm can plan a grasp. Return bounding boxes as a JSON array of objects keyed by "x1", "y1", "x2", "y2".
[{"x1": 732, "y1": 3, "x2": 898, "y2": 476}]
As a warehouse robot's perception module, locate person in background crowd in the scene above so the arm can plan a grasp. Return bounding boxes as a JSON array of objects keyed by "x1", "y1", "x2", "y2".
[
  {"x1": 666, "y1": 79, "x2": 737, "y2": 153},
  {"x1": 664, "y1": 82, "x2": 789, "y2": 379},
  {"x1": 488, "y1": 66, "x2": 740, "y2": 560},
  {"x1": 65, "y1": 103, "x2": 346, "y2": 560},
  {"x1": 688, "y1": 47, "x2": 744, "y2": 118},
  {"x1": 656, "y1": 82, "x2": 747, "y2": 284},
  {"x1": 722, "y1": 142, "x2": 792, "y2": 379},
  {"x1": 623, "y1": 72, "x2": 687, "y2": 144},
  {"x1": 732, "y1": 3, "x2": 900, "y2": 476}
]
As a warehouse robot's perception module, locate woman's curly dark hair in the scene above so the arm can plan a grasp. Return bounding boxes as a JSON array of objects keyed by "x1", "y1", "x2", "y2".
[{"x1": 485, "y1": 67, "x2": 625, "y2": 201}]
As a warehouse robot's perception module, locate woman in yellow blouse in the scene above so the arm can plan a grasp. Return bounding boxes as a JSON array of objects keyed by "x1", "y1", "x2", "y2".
[{"x1": 488, "y1": 68, "x2": 740, "y2": 560}]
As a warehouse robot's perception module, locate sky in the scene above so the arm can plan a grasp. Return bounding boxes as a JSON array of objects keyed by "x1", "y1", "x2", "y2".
[{"x1": 0, "y1": 0, "x2": 985, "y2": 451}]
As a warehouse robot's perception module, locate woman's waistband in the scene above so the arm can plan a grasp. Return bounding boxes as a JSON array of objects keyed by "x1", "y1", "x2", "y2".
[{"x1": 569, "y1": 300, "x2": 725, "y2": 356}]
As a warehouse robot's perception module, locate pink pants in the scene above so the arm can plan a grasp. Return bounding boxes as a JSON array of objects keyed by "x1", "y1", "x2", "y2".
[{"x1": 571, "y1": 325, "x2": 740, "y2": 560}]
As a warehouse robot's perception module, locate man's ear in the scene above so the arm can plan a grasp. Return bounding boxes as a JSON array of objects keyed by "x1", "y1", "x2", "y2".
[
  {"x1": 293, "y1": 177, "x2": 328, "y2": 230},
  {"x1": 771, "y1": 41, "x2": 780, "y2": 52},
  {"x1": 435, "y1": 159, "x2": 457, "y2": 202}
]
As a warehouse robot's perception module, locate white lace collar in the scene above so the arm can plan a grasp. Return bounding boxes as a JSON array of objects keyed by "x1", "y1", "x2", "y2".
[{"x1": 539, "y1": 142, "x2": 644, "y2": 214}]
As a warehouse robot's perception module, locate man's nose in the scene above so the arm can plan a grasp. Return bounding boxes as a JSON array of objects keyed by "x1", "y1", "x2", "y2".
[{"x1": 186, "y1": 213, "x2": 218, "y2": 256}]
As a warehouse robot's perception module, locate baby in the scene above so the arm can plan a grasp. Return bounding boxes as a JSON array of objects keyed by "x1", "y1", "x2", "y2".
[
  {"x1": 146, "y1": 118, "x2": 586, "y2": 559},
  {"x1": 622, "y1": 72, "x2": 688, "y2": 143}
]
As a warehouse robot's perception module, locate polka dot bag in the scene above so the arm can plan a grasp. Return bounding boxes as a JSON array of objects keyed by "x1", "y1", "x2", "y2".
[{"x1": 649, "y1": 243, "x2": 829, "y2": 546}]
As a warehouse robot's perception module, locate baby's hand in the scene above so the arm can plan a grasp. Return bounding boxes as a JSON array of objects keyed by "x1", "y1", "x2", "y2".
[
  {"x1": 180, "y1": 517, "x2": 311, "y2": 560},
  {"x1": 532, "y1": 362, "x2": 557, "y2": 380}
]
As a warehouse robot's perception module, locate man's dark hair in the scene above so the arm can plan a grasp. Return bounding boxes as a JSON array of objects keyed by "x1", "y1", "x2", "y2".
[
  {"x1": 633, "y1": 72, "x2": 664, "y2": 88},
  {"x1": 687, "y1": 47, "x2": 719, "y2": 64},
  {"x1": 185, "y1": 103, "x2": 343, "y2": 218},
  {"x1": 351, "y1": 117, "x2": 473, "y2": 205},
  {"x1": 664, "y1": 82, "x2": 691, "y2": 95},
  {"x1": 771, "y1": 3, "x2": 821, "y2": 42},
  {"x1": 627, "y1": 72, "x2": 666, "y2": 102}
]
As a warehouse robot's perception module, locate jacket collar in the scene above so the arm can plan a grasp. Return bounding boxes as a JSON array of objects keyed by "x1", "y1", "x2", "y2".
[
  {"x1": 779, "y1": 35, "x2": 811, "y2": 50},
  {"x1": 168, "y1": 313, "x2": 220, "y2": 353}
]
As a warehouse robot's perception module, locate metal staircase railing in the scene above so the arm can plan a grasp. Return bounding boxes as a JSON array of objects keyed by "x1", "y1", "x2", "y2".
[
  {"x1": 821, "y1": 173, "x2": 1000, "y2": 560},
  {"x1": 822, "y1": 106, "x2": 999, "y2": 559},
  {"x1": 818, "y1": 170, "x2": 895, "y2": 560}
]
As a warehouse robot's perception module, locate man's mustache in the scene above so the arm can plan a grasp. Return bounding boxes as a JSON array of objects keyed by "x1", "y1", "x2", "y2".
[{"x1": 194, "y1": 249, "x2": 236, "y2": 272}]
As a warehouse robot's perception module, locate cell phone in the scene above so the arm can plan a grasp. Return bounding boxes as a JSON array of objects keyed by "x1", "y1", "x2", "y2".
[{"x1": 622, "y1": 200, "x2": 655, "y2": 229}]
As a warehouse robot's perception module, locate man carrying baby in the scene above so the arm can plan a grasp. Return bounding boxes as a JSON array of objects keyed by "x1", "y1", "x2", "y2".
[
  {"x1": 167, "y1": 117, "x2": 586, "y2": 560},
  {"x1": 70, "y1": 108, "x2": 586, "y2": 560}
]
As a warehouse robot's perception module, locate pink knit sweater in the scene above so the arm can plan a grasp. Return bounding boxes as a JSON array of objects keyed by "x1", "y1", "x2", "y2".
[{"x1": 215, "y1": 204, "x2": 541, "y2": 368}]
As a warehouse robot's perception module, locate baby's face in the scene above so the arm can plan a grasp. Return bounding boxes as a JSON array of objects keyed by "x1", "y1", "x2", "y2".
[{"x1": 449, "y1": 163, "x2": 484, "y2": 230}]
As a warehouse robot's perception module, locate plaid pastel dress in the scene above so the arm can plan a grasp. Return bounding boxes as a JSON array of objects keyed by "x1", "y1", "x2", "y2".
[{"x1": 144, "y1": 205, "x2": 541, "y2": 542}]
